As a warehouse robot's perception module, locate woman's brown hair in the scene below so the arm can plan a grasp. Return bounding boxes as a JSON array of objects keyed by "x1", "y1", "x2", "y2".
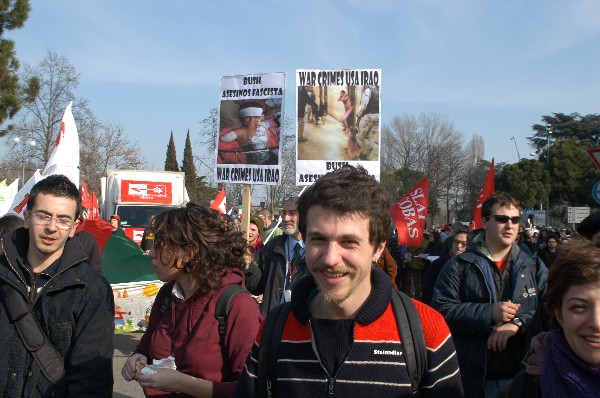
[
  {"x1": 547, "y1": 237, "x2": 600, "y2": 313},
  {"x1": 153, "y1": 202, "x2": 247, "y2": 295}
]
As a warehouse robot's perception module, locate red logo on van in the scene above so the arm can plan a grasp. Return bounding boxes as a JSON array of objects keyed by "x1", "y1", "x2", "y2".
[{"x1": 121, "y1": 180, "x2": 172, "y2": 204}]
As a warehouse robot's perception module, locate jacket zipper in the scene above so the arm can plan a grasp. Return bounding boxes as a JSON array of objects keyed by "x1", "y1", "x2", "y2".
[
  {"x1": 308, "y1": 319, "x2": 354, "y2": 395},
  {"x1": 1, "y1": 237, "x2": 86, "y2": 305}
]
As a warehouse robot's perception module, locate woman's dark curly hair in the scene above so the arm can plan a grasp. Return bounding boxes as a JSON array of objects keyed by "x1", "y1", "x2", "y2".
[{"x1": 153, "y1": 202, "x2": 247, "y2": 295}]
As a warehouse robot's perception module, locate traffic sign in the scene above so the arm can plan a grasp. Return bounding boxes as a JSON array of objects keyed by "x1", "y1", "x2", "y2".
[
  {"x1": 567, "y1": 207, "x2": 590, "y2": 223},
  {"x1": 593, "y1": 181, "x2": 600, "y2": 205},
  {"x1": 533, "y1": 210, "x2": 546, "y2": 226},
  {"x1": 587, "y1": 149, "x2": 600, "y2": 170}
]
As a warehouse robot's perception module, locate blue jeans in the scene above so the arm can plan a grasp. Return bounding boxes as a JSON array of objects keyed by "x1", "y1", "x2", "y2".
[{"x1": 484, "y1": 378, "x2": 513, "y2": 398}]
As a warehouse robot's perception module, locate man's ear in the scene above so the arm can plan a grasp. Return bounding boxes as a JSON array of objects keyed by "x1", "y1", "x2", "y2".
[
  {"x1": 372, "y1": 241, "x2": 385, "y2": 263},
  {"x1": 68, "y1": 219, "x2": 80, "y2": 238},
  {"x1": 23, "y1": 210, "x2": 30, "y2": 229}
]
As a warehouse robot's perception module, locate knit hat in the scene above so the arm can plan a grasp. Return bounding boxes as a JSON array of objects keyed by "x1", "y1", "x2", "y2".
[{"x1": 250, "y1": 217, "x2": 264, "y2": 232}]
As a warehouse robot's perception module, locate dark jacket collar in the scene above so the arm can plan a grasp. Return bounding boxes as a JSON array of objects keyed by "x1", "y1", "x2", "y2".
[
  {"x1": 2, "y1": 227, "x2": 88, "y2": 278},
  {"x1": 291, "y1": 266, "x2": 392, "y2": 325}
]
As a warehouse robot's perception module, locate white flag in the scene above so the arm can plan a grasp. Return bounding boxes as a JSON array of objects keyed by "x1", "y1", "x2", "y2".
[
  {"x1": 5, "y1": 170, "x2": 42, "y2": 218},
  {"x1": 0, "y1": 179, "x2": 7, "y2": 194},
  {"x1": 0, "y1": 179, "x2": 19, "y2": 216},
  {"x1": 41, "y1": 101, "x2": 80, "y2": 188}
]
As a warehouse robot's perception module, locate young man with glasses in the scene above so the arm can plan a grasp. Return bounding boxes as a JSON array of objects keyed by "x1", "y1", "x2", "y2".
[
  {"x1": 431, "y1": 192, "x2": 548, "y2": 398},
  {"x1": 0, "y1": 174, "x2": 114, "y2": 396}
]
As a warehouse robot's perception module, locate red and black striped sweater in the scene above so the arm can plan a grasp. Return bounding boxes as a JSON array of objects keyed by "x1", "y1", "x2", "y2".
[{"x1": 234, "y1": 268, "x2": 464, "y2": 397}]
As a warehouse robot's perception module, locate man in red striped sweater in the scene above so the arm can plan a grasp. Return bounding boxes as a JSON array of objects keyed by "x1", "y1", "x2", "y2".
[{"x1": 235, "y1": 165, "x2": 463, "y2": 397}]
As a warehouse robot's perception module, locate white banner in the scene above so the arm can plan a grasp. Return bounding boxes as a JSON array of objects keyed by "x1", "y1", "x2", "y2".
[
  {"x1": 296, "y1": 69, "x2": 381, "y2": 185},
  {"x1": 215, "y1": 72, "x2": 286, "y2": 186}
]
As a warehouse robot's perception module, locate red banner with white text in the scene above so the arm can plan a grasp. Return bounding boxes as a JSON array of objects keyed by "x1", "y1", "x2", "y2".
[{"x1": 389, "y1": 178, "x2": 429, "y2": 246}]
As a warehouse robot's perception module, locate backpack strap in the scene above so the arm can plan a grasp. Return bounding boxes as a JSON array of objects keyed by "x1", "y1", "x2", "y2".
[
  {"x1": 258, "y1": 301, "x2": 292, "y2": 398},
  {"x1": 0, "y1": 282, "x2": 65, "y2": 385},
  {"x1": 214, "y1": 284, "x2": 248, "y2": 337},
  {"x1": 160, "y1": 282, "x2": 248, "y2": 339},
  {"x1": 391, "y1": 290, "x2": 427, "y2": 395}
]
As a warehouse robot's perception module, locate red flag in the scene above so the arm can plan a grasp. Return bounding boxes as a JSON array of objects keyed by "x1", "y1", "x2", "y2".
[
  {"x1": 77, "y1": 218, "x2": 113, "y2": 253},
  {"x1": 472, "y1": 159, "x2": 495, "y2": 230},
  {"x1": 209, "y1": 188, "x2": 227, "y2": 215},
  {"x1": 81, "y1": 178, "x2": 91, "y2": 210},
  {"x1": 90, "y1": 191, "x2": 100, "y2": 219},
  {"x1": 389, "y1": 178, "x2": 429, "y2": 246}
]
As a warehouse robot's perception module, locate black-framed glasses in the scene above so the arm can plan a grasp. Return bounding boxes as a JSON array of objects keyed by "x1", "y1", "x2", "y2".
[
  {"x1": 488, "y1": 215, "x2": 521, "y2": 225},
  {"x1": 28, "y1": 211, "x2": 75, "y2": 231}
]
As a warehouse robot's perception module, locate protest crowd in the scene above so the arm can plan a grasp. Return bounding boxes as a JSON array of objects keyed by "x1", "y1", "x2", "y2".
[
  {"x1": 1, "y1": 163, "x2": 599, "y2": 398},
  {"x1": 0, "y1": 74, "x2": 598, "y2": 398}
]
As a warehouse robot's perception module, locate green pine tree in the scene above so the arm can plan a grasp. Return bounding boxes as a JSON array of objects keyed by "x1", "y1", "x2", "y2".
[
  {"x1": 181, "y1": 129, "x2": 197, "y2": 200},
  {"x1": 0, "y1": 0, "x2": 40, "y2": 136},
  {"x1": 165, "y1": 131, "x2": 179, "y2": 171}
]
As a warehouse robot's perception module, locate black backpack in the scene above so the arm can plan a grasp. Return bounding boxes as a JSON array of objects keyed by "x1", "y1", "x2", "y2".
[
  {"x1": 159, "y1": 282, "x2": 248, "y2": 339},
  {"x1": 257, "y1": 290, "x2": 427, "y2": 397}
]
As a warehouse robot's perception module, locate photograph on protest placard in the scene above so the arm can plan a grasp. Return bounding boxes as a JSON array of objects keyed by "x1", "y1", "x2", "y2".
[
  {"x1": 295, "y1": 68, "x2": 381, "y2": 185},
  {"x1": 215, "y1": 72, "x2": 285, "y2": 185}
]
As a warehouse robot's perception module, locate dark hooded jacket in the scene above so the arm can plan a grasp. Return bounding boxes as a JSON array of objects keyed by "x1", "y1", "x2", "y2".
[
  {"x1": 0, "y1": 228, "x2": 114, "y2": 397},
  {"x1": 431, "y1": 232, "x2": 548, "y2": 398}
]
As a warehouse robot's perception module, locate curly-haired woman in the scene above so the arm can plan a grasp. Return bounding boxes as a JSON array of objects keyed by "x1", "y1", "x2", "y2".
[{"x1": 121, "y1": 203, "x2": 261, "y2": 397}]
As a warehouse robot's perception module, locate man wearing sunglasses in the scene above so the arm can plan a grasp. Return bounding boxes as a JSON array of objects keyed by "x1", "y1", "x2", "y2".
[
  {"x1": 431, "y1": 192, "x2": 548, "y2": 398},
  {"x1": 0, "y1": 175, "x2": 114, "y2": 396}
]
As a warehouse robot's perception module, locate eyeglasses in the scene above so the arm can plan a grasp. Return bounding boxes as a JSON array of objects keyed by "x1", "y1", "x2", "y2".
[
  {"x1": 453, "y1": 239, "x2": 467, "y2": 246},
  {"x1": 28, "y1": 211, "x2": 75, "y2": 231},
  {"x1": 487, "y1": 215, "x2": 521, "y2": 225}
]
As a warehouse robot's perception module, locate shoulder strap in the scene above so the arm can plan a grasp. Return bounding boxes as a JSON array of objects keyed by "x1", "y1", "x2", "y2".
[
  {"x1": 214, "y1": 284, "x2": 247, "y2": 337},
  {"x1": 391, "y1": 290, "x2": 427, "y2": 395},
  {"x1": 0, "y1": 282, "x2": 65, "y2": 385},
  {"x1": 258, "y1": 301, "x2": 292, "y2": 398}
]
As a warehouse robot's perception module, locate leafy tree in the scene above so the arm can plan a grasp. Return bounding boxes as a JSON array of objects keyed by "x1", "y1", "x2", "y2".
[
  {"x1": 165, "y1": 131, "x2": 178, "y2": 171},
  {"x1": 0, "y1": 0, "x2": 39, "y2": 137},
  {"x1": 192, "y1": 176, "x2": 218, "y2": 207},
  {"x1": 495, "y1": 159, "x2": 550, "y2": 208},
  {"x1": 545, "y1": 138, "x2": 600, "y2": 207},
  {"x1": 181, "y1": 129, "x2": 197, "y2": 200},
  {"x1": 528, "y1": 113, "x2": 600, "y2": 152}
]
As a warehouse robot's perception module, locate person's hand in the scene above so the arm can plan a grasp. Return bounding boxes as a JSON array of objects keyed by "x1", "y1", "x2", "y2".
[
  {"x1": 136, "y1": 368, "x2": 185, "y2": 392},
  {"x1": 121, "y1": 353, "x2": 147, "y2": 382},
  {"x1": 492, "y1": 301, "x2": 521, "y2": 323},
  {"x1": 487, "y1": 323, "x2": 519, "y2": 352},
  {"x1": 254, "y1": 294, "x2": 263, "y2": 304}
]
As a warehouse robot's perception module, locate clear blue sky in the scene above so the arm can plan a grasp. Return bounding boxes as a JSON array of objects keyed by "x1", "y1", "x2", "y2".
[{"x1": 6, "y1": 0, "x2": 600, "y2": 174}]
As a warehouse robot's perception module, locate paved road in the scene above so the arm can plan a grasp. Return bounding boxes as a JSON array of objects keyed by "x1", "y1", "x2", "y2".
[{"x1": 113, "y1": 332, "x2": 145, "y2": 398}]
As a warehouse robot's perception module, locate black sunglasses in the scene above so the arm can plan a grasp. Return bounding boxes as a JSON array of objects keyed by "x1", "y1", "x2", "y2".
[{"x1": 488, "y1": 215, "x2": 521, "y2": 224}]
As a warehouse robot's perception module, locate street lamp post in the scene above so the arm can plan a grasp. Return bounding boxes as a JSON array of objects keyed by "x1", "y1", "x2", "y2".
[
  {"x1": 510, "y1": 136, "x2": 521, "y2": 161},
  {"x1": 545, "y1": 123, "x2": 553, "y2": 227},
  {"x1": 13, "y1": 131, "x2": 37, "y2": 188}
]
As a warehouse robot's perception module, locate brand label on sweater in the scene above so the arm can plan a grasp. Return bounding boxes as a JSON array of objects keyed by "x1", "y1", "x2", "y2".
[{"x1": 372, "y1": 349, "x2": 402, "y2": 356}]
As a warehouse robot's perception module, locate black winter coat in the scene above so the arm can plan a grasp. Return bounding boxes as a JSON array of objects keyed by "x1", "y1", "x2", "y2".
[
  {"x1": 245, "y1": 234, "x2": 289, "y2": 318},
  {"x1": 0, "y1": 228, "x2": 114, "y2": 397}
]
